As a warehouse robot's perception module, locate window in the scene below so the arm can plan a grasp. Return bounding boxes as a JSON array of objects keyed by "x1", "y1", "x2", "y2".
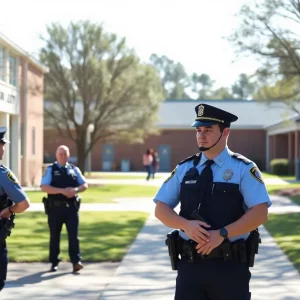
[
  {"x1": 9, "y1": 55, "x2": 17, "y2": 86},
  {"x1": 0, "y1": 48, "x2": 5, "y2": 81},
  {"x1": 32, "y1": 127, "x2": 36, "y2": 155}
]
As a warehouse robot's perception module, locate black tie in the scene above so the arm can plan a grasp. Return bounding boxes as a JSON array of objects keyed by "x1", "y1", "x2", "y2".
[
  {"x1": 201, "y1": 160, "x2": 214, "y2": 184},
  {"x1": 61, "y1": 167, "x2": 68, "y2": 176}
]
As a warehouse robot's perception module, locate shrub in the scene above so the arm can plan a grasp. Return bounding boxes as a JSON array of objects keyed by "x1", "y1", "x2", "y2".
[{"x1": 270, "y1": 158, "x2": 289, "y2": 175}]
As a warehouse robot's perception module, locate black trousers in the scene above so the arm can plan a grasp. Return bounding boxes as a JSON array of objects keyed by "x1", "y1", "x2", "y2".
[
  {"x1": 0, "y1": 242, "x2": 8, "y2": 292},
  {"x1": 175, "y1": 257, "x2": 251, "y2": 300},
  {"x1": 48, "y1": 204, "x2": 81, "y2": 265}
]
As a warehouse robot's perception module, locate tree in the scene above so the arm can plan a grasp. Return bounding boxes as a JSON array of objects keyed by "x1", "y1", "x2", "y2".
[
  {"x1": 190, "y1": 73, "x2": 214, "y2": 99},
  {"x1": 211, "y1": 87, "x2": 234, "y2": 100},
  {"x1": 229, "y1": 0, "x2": 300, "y2": 110},
  {"x1": 40, "y1": 21, "x2": 164, "y2": 172},
  {"x1": 150, "y1": 54, "x2": 190, "y2": 99},
  {"x1": 231, "y1": 73, "x2": 255, "y2": 99},
  {"x1": 254, "y1": 77, "x2": 300, "y2": 113}
]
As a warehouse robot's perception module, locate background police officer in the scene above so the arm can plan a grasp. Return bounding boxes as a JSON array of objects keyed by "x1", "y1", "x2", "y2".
[
  {"x1": 0, "y1": 127, "x2": 30, "y2": 291},
  {"x1": 40, "y1": 145, "x2": 88, "y2": 273},
  {"x1": 154, "y1": 104, "x2": 272, "y2": 300}
]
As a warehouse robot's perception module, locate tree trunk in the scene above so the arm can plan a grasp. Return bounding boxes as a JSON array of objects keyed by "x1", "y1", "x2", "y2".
[{"x1": 76, "y1": 140, "x2": 87, "y2": 175}]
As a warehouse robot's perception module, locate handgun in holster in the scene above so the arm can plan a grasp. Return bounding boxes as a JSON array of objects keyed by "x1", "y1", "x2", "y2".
[
  {"x1": 246, "y1": 228, "x2": 261, "y2": 267},
  {"x1": 0, "y1": 214, "x2": 15, "y2": 242},
  {"x1": 165, "y1": 229, "x2": 180, "y2": 271},
  {"x1": 74, "y1": 196, "x2": 81, "y2": 211},
  {"x1": 42, "y1": 197, "x2": 49, "y2": 214}
]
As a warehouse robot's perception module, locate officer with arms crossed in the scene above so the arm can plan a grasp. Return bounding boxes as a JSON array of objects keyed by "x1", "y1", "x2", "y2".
[
  {"x1": 154, "y1": 104, "x2": 271, "y2": 300},
  {"x1": 0, "y1": 127, "x2": 30, "y2": 291},
  {"x1": 41, "y1": 145, "x2": 88, "y2": 273}
]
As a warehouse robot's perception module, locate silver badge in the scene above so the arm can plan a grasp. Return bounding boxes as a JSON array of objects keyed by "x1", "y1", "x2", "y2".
[{"x1": 223, "y1": 169, "x2": 233, "y2": 181}]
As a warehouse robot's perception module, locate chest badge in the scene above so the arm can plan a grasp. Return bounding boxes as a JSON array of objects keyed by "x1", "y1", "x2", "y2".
[{"x1": 223, "y1": 169, "x2": 233, "y2": 181}]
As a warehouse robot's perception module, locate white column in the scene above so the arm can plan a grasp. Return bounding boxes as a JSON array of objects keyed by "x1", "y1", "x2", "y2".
[
  {"x1": 10, "y1": 115, "x2": 19, "y2": 177},
  {"x1": 0, "y1": 113, "x2": 10, "y2": 167},
  {"x1": 265, "y1": 133, "x2": 270, "y2": 171},
  {"x1": 4, "y1": 49, "x2": 9, "y2": 84},
  {"x1": 22, "y1": 60, "x2": 28, "y2": 186}
]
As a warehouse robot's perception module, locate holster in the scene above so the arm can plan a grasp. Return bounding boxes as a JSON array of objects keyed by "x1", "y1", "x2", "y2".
[
  {"x1": 0, "y1": 215, "x2": 15, "y2": 242},
  {"x1": 74, "y1": 196, "x2": 81, "y2": 211},
  {"x1": 42, "y1": 197, "x2": 49, "y2": 214},
  {"x1": 165, "y1": 229, "x2": 180, "y2": 270},
  {"x1": 246, "y1": 228, "x2": 261, "y2": 267}
]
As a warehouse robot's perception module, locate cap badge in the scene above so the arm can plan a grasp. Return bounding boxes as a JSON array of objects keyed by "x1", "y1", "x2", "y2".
[{"x1": 198, "y1": 105, "x2": 204, "y2": 116}]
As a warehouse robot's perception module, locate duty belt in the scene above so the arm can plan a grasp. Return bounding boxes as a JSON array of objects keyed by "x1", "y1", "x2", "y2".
[
  {"x1": 179, "y1": 236, "x2": 248, "y2": 264},
  {"x1": 49, "y1": 199, "x2": 73, "y2": 208}
]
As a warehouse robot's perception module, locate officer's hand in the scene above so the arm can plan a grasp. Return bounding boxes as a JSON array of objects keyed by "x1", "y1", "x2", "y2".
[
  {"x1": 196, "y1": 230, "x2": 224, "y2": 255},
  {"x1": 0, "y1": 207, "x2": 11, "y2": 219},
  {"x1": 184, "y1": 220, "x2": 210, "y2": 244},
  {"x1": 63, "y1": 188, "x2": 77, "y2": 198}
]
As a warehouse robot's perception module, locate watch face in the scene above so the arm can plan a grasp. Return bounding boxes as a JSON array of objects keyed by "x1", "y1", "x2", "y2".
[{"x1": 220, "y1": 228, "x2": 228, "y2": 238}]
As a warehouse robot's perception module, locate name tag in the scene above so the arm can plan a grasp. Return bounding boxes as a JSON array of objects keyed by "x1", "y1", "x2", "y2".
[{"x1": 185, "y1": 180, "x2": 197, "y2": 184}]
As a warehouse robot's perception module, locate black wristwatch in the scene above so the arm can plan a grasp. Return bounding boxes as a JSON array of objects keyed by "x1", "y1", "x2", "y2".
[{"x1": 220, "y1": 227, "x2": 228, "y2": 240}]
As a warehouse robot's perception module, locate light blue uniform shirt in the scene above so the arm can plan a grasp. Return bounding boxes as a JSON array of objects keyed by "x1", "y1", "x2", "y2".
[
  {"x1": 40, "y1": 162, "x2": 87, "y2": 186},
  {"x1": 154, "y1": 146, "x2": 272, "y2": 241},
  {"x1": 0, "y1": 165, "x2": 27, "y2": 203}
]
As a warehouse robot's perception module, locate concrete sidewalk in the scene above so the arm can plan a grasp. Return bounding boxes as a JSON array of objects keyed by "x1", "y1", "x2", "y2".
[
  {"x1": 1, "y1": 194, "x2": 299, "y2": 299},
  {"x1": 99, "y1": 214, "x2": 300, "y2": 300}
]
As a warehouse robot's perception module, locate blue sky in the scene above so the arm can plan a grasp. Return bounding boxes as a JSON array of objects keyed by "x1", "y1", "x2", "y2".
[{"x1": 0, "y1": 0, "x2": 259, "y2": 88}]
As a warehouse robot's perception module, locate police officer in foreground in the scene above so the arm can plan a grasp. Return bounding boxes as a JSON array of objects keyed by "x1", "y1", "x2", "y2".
[
  {"x1": 0, "y1": 127, "x2": 30, "y2": 291},
  {"x1": 154, "y1": 104, "x2": 272, "y2": 299},
  {"x1": 41, "y1": 145, "x2": 88, "y2": 273}
]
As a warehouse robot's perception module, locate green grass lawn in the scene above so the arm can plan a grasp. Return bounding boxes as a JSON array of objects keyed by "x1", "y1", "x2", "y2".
[
  {"x1": 266, "y1": 183, "x2": 300, "y2": 194},
  {"x1": 262, "y1": 172, "x2": 295, "y2": 181},
  {"x1": 85, "y1": 172, "x2": 164, "y2": 179},
  {"x1": 26, "y1": 185, "x2": 159, "y2": 203},
  {"x1": 7, "y1": 211, "x2": 148, "y2": 262},
  {"x1": 264, "y1": 213, "x2": 300, "y2": 274}
]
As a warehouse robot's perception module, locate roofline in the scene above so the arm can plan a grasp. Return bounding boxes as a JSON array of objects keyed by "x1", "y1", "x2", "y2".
[
  {"x1": 157, "y1": 125, "x2": 265, "y2": 130},
  {"x1": 263, "y1": 114, "x2": 299, "y2": 128},
  {"x1": 0, "y1": 32, "x2": 49, "y2": 73},
  {"x1": 164, "y1": 99, "x2": 257, "y2": 103}
]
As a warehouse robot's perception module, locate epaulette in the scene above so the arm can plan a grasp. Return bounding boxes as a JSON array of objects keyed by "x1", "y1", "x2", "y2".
[
  {"x1": 179, "y1": 154, "x2": 198, "y2": 165},
  {"x1": 0, "y1": 164, "x2": 8, "y2": 170},
  {"x1": 231, "y1": 153, "x2": 252, "y2": 165}
]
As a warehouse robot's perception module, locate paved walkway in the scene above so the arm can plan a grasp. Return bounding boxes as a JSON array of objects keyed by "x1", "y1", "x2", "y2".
[
  {"x1": 1, "y1": 177, "x2": 299, "y2": 299},
  {"x1": 23, "y1": 176, "x2": 296, "y2": 191}
]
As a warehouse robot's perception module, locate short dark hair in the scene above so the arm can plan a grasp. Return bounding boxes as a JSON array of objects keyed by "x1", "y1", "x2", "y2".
[{"x1": 218, "y1": 124, "x2": 228, "y2": 132}]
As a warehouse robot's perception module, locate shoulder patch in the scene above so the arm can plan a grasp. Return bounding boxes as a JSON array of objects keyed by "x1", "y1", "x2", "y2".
[
  {"x1": 231, "y1": 153, "x2": 252, "y2": 165},
  {"x1": 179, "y1": 154, "x2": 197, "y2": 165},
  {"x1": 164, "y1": 168, "x2": 177, "y2": 183},
  {"x1": 250, "y1": 166, "x2": 264, "y2": 183},
  {"x1": 7, "y1": 171, "x2": 19, "y2": 184}
]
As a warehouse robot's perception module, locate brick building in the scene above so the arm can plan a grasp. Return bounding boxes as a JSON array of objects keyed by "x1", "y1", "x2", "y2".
[
  {"x1": 44, "y1": 100, "x2": 300, "y2": 174},
  {"x1": 0, "y1": 33, "x2": 47, "y2": 186}
]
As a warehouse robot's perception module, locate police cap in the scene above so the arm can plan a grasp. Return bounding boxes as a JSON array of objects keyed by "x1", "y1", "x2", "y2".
[
  {"x1": 191, "y1": 103, "x2": 238, "y2": 128},
  {"x1": 0, "y1": 127, "x2": 10, "y2": 144}
]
